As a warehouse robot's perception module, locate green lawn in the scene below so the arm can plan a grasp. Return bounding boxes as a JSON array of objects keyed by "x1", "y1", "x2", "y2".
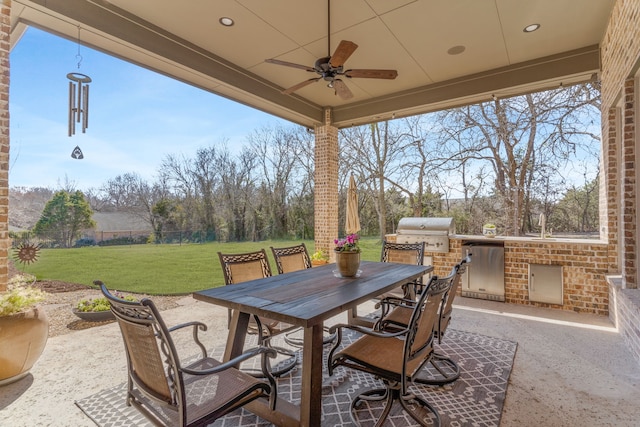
[{"x1": 15, "y1": 238, "x2": 383, "y2": 295}]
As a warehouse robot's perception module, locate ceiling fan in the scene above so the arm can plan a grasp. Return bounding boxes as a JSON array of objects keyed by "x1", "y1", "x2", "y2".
[{"x1": 265, "y1": 1, "x2": 398, "y2": 100}]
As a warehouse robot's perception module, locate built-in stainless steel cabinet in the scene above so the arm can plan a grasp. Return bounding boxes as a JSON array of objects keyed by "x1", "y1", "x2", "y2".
[
  {"x1": 529, "y1": 264, "x2": 563, "y2": 305},
  {"x1": 461, "y1": 241, "x2": 505, "y2": 301}
]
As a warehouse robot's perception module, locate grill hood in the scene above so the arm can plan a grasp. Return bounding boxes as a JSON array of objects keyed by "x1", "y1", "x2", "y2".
[{"x1": 397, "y1": 217, "x2": 455, "y2": 235}]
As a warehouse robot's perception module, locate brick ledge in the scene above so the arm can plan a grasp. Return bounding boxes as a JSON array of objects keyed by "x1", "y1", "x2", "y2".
[{"x1": 607, "y1": 275, "x2": 640, "y2": 365}]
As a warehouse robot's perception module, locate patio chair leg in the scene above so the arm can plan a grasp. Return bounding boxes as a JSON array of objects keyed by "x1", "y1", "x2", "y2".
[
  {"x1": 350, "y1": 387, "x2": 394, "y2": 427},
  {"x1": 399, "y1": 391, "x2": 441, "y2": 427},
  {"x1": 414, "y1": 352, "x2": 461, "y2": 386}
]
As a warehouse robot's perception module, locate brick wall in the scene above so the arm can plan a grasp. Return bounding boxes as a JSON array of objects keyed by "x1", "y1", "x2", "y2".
[
  {"x1": 609, "y1": 279, "x2": 640, "y2": 364},
  {"x1": 0, "y1": 0, "x2": 10, "y2": 292},
  {"x1": 622, "y1": 78, "x2": 637, "y2": 287},
  {"x1": 387, "y1": 235, "x2": 610, "y2": 315},
  {"x1": 504, "y1": 241, "x2": 609, "y2": 315},
  {"x1": 600, "y1": 0, "x2": 640, "y2": 108},
  {"x1": 603, "y1": 108, "x2": 620, "y2": 270},
  {"x1": 600, "y1": 0, "x2": 640, "y2": 365},
  {"x1": 600, "y1": 0, "x2": 640, "y2": 289},
  {"x1": 314, "y1": 108, "x2": 339, "y2": 261}
]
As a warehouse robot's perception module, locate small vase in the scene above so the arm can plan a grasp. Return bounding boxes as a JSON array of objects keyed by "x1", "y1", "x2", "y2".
[{"x1": 335, "y1": 250, "x2": 361, "y2": 277}]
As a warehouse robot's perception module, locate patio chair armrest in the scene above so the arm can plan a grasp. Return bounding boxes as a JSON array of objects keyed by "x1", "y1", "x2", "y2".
[
  {"x1": 376, "y1": 295, "x2": 415, "y2": 308},
  {"x1": 328, "y1": 322, "x2": 407, "y2": 339},
  {"x1": 168, "y1": 321, "x2": 208, "y2": 358},
  {"x1": 168, "y1": 320, "x2": 208, "y2": 333},
  {"x1": 181, "y1": 345, "x2": 277, "y2": 376},
  {"x1": 375, "y1": 295, "x2": 416, "y2": 318}
]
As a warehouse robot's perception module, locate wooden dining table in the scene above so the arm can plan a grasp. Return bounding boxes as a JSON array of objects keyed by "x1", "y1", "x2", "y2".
[{"x1": 193, "y1": 260, "x2": 432, "y2": 427}]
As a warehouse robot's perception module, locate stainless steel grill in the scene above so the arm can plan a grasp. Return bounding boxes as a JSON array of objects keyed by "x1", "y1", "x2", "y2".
[{"x1": 395, "y1": 217, "x2": 455, "y2": 253}]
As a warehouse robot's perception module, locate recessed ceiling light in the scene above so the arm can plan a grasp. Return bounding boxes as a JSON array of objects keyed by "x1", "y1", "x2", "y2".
[
  {"x1": 523, "y1": 23, "x2": 540, "y2": 33},
  {"x1": 447, "y1": 45, "x2": 466, "y2": 55},
  {"x1": 219, "y1": 17, "x2": 234, "y2": 27}
]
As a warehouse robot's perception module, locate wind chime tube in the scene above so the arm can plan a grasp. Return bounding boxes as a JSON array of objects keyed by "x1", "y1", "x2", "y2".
[
  {"x1": 68, "y1": 81, "x2": 75, "y2": 136},
  {"x1": 76, "y1": 80, "x2": 82, "y2": 124},
  {"x1": 82, "y1": 84, "x2": 89, "y2": 132}
]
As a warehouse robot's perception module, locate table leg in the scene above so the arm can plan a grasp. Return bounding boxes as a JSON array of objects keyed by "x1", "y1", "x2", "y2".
[
  {"x1": 224, "y1": 310, "x2": 250, "y2": 362},
  {"x1": 300, "y1": 324, "x2": 324, "y2": 427},
  {"x1": 348, "y1": 307, "x2": 375, "y2": 328}
]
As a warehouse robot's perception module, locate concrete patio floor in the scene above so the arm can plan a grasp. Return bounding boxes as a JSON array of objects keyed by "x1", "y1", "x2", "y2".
[{"x1": 1, "y1": 296, "x2": 639, "y2": 426}]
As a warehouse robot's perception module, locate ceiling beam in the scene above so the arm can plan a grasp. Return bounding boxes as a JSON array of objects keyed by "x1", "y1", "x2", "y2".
[{"x1": 332, "y1": 45, "x2": 600, "y2": 128}]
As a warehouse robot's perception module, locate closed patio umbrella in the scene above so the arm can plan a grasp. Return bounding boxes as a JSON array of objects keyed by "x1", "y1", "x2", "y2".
[{"x1": 346, "y1": 174, "x2": 361, "y2": 235}]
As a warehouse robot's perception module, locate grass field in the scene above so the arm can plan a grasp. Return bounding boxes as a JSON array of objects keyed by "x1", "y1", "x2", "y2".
[{"x1": 14, "y1": 238, "x2": 384, "y2": 295}]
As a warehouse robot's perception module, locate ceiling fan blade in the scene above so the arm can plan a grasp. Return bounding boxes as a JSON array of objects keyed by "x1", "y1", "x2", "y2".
[
  {"x1": 332, "y1": 79, "x2": 353, "y2": 100},
  {"x1": 329, "y1": 40, "x2": 358, "y2": 68},
  {"x1": 282, "y1": 77, "x2": 321, "y2": 95},
  {"x1": 344, "y1": 69, "x2": 398, "y2": 79},
  {"x1": 265, "y1": 58, "x2": 316, "y2": 72}
]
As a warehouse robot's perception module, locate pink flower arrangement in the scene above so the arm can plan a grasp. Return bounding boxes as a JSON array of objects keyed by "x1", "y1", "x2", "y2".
[{"x1": 334, "y1": 234, "x2": 361, "y2": 252}]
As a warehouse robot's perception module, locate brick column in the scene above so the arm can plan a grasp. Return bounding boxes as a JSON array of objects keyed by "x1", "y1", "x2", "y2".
[
  {"x1": 602, "y1": 107, "x2": 619, "y2": 272},
  {"x1": 622, "y1": 78, "x2": 637, "y2": 288},
  {"x1": 0, "y1": 1, "x2": 10, "y2": 292},
  {"x1": 314, "y1": 108, "x2": 338, "y2": 261}
]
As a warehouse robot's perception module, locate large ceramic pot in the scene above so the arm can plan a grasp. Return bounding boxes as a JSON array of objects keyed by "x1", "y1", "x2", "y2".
[
  {"x1": 335, "y1": 250, "x2": 361, "y2": 277},
  {"x1": 0, "y1": 306, "x2": 49, "y2": 386}
]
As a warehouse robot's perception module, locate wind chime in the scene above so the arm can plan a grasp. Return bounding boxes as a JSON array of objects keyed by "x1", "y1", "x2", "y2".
[{"x1": 67, "y1": 26, "x2": 91, "y2": 159}]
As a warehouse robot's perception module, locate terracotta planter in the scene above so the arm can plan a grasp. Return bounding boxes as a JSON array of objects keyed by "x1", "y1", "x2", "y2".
[
  {"x1": 0, "y1": 306, "x2": 49, "y2": 386},
  {"x1": 335, "y1": 250, "x2": 361, "y2": 277},
  {"x1": 311, "y1": 260, "x2": 329, "y2": 267}
]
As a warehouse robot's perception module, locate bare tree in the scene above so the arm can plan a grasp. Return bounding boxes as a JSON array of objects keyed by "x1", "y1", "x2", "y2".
[
  {"x1": 100, "y1": 172, "x2": 169, "y2": 236},
  {"x1": 218, "y1": 147, "x2": 256, "y2": 241},
  {"x1": 341, "y1": 121, "x2": 405, "y2": 239},
  {"x1": 247, "y1": 125, "x2": 302, "y2": 239},
  {"x1": 433, "y1": 83, "x2": 600, "y2": 235}
]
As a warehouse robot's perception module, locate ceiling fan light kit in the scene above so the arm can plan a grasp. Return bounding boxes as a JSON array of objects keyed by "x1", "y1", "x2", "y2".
[{"x1": 265, "y1": 1, "x2": 397, "y2": 100}]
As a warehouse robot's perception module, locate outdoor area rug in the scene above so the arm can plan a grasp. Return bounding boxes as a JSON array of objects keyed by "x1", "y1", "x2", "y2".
[{"x1": 76, "y1": 329, "x2": 517, "y2": 427}]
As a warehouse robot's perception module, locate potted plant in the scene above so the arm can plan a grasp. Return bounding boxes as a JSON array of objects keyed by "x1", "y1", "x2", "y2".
[
  {"x1": 482, "y1": 223, "x2": 497, "y2": 238},
  {"x1": 310, "y1": 250, "x2": 330, "y2": 266},
  {"x1": 0, "y1": 273, "x2": 48, "y2": 386},
  {"x1": 73, "y1": 293, "x2": 137, "y2": 322},
  {"x1": 334, "y1": 234, "x2": 361, "y2": 277}
]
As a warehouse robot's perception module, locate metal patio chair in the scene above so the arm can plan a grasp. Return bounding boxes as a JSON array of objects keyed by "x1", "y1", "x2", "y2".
[
  {"x1": 270, "y1": 242, "x2": 312, "y2": 274},
  {"x1": 375, "y1": 254, "x2": 472, "y2": 385},
  {"x1": 327, "y1": 271, "x2": 455, "y2": 427},
  {"x1": 98, "y1": 281, "x2": 277, "y2": 427},
  {"x1": 218, "y1": 249, "x2": 298, "y2": 377},
  {"x1": 378, "y1": 240, "x2": 427, "y2": 299}
]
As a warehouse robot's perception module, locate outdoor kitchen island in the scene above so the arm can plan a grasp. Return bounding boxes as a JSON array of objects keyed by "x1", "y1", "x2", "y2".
[{"x1": 385, "y1": 232, "x2": 612, "y2": 315}]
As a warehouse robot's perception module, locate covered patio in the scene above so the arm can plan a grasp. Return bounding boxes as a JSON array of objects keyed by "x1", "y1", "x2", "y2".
[
  {"x1": 1, "y1": 0, "x2": 640, "y2": 423},
  {"x1": 1, "y1": 295, "x2": 639, "y2": 425}
]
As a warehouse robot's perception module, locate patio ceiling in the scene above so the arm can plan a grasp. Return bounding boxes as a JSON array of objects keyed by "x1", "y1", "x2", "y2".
[{"x1": 10, "y1": 0, "x2": 614, "y2": 129}]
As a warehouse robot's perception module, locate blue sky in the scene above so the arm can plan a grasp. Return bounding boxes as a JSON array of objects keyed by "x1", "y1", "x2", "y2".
[{"x1": 9, "y1": 27, "x2": 287, "y2": 190}]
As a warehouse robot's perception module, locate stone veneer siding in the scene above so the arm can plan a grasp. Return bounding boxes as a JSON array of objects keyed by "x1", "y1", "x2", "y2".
[
  {"x1": 387, "y1": 235, "x2": 610, "y2": 315},
  {"x1": 0, "y1": 0, "x2": 9, "y2": 292}
]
